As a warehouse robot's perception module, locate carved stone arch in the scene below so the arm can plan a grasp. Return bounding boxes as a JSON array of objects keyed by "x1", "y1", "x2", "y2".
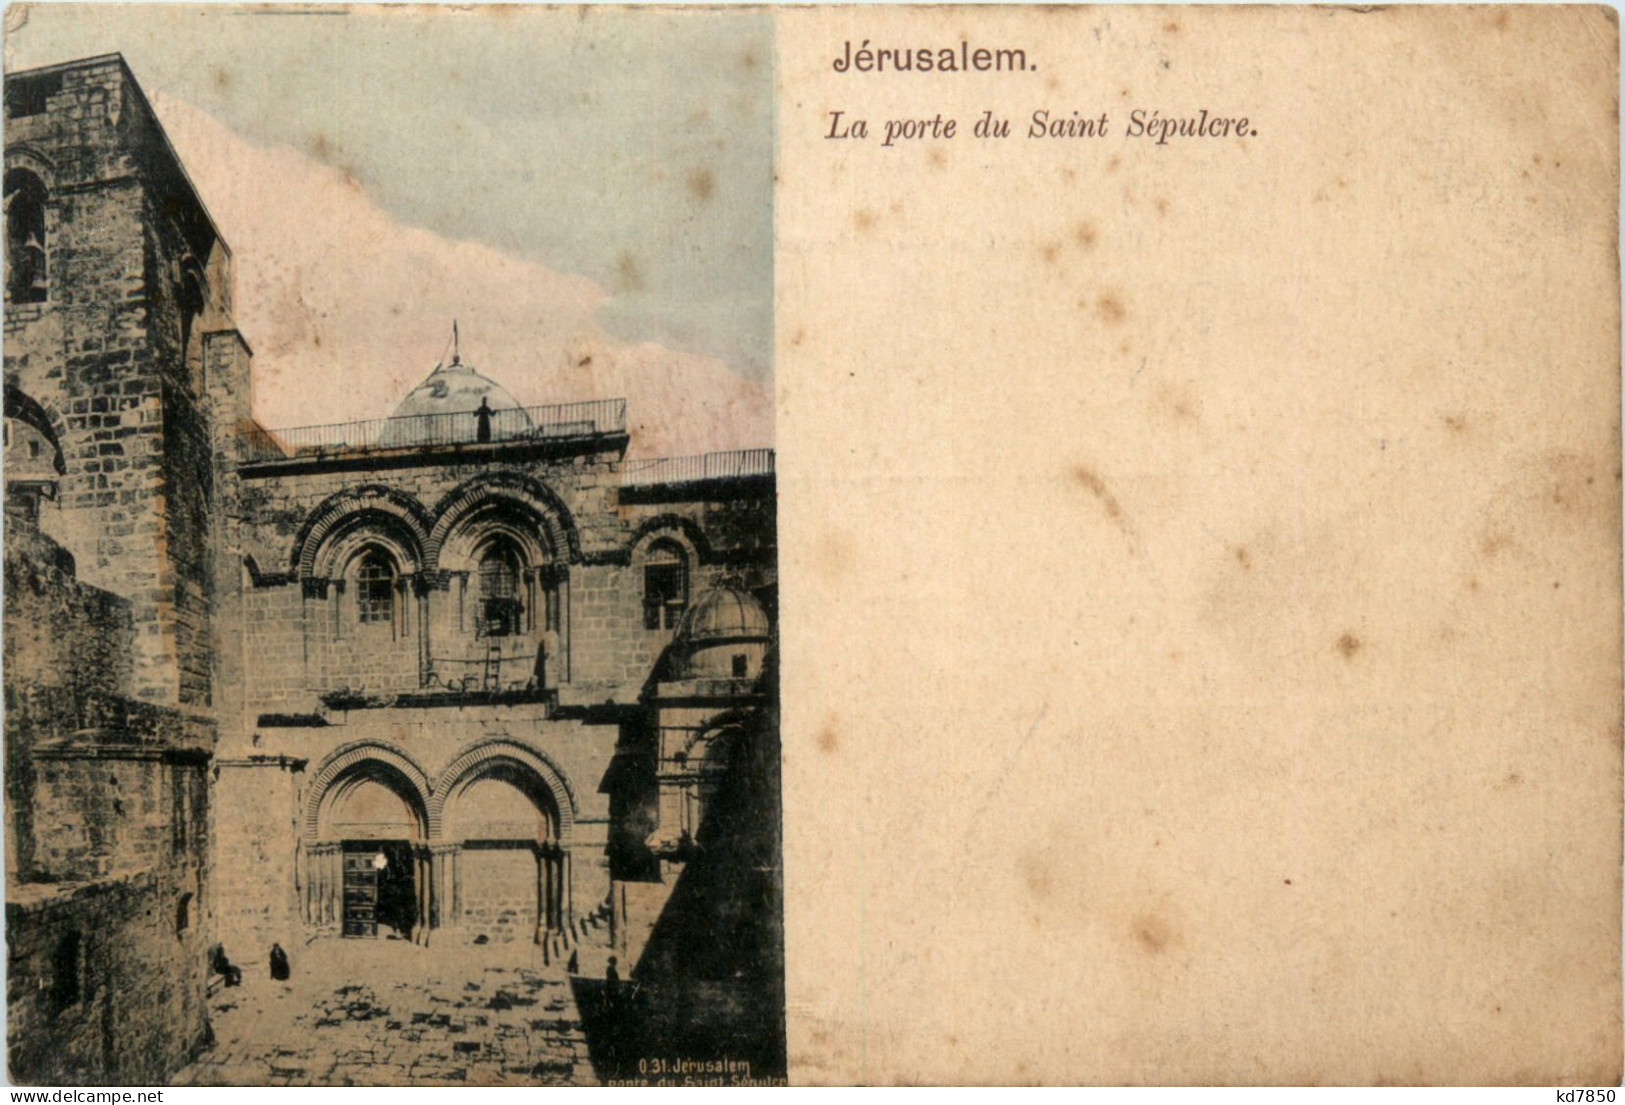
[
  {"x1": 315, "y1": 525, "x2": 419, "y2": 585},
  {"x1": 4, "y1": 162, "x2": 49, "y2": 306},
  {"x1": 176, "y1": 252, "x2": 208, "y2": 292},
  {"x1": 629, "y1": 513, "x2": 712, "y2": 566},
  {"x1": 437, "y1": 513, "x2": 553, "y2": 577},
  {"x1": 303, "y1": 740, "x2": 433, "y2": 840},
  {"x1": 176, "y1": 253, "x2": 210, "y2": 320},
  {"x1": 242, "y1": 554, "x2": 294, "y2": 588},
  {"x1": 681, "y1": 707, "x2": 757, "y2": 760},
  {"x1": 4, "y1": 385, "x2": 66, "y2": 475},
  {"x1": 426, "y1": 471, "x2": 581, "y2": 572},
  {"x1": 429, "y1": 738, "x2": 577, "y2": 842},
  {"x1": 3, "y1": 145, "x2": 56, "y2": 191},
  {"x1": 291, "y1": 485, "x2": 432, "y2": 579}
]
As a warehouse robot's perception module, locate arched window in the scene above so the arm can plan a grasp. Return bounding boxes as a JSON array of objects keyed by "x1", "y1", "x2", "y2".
[
  {"x1": 356, "y1": 550, "x2": 395, "y2": 625},
  {"x1": 643, "y1": 540, "x2": 688, "y2": 630},
  {"x1": 175, "y1": 893, "x2": 194, "y2": 935},
  {"x1": 5, "y1": 168, "x2": 47, "y2": 305},
  {"x1": 478, "y1": 540, "x2": 523, "y2": 637},
  {"x1": 178, "y1": 268, "x2": 206, "y2": 394}
]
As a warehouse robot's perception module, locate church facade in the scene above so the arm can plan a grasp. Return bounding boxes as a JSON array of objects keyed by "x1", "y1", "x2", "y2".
[{"x1": 3, "y1": 53, "x2": 780, "y2": 1083}]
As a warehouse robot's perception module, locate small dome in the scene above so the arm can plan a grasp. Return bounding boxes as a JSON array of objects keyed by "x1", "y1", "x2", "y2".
[
  {"x1": 675, "y1": 587, "x2": 771, "y2": 644},
  {"x1": 379, "y1": 356, "x2": 532, "y2": 447}
]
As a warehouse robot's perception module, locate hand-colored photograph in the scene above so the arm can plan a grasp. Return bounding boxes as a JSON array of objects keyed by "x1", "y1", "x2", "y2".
[{"x1": 3, "y1": 5, "x2": 782, "y2": 1086}]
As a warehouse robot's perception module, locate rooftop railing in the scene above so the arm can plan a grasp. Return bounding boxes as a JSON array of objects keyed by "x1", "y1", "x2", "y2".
[
  {"x1": 622, "y1": 448, "x2": 775, "y2": 487},
  {"x1": 239, "y1": 399, "x2": 627, "y2": 464}
]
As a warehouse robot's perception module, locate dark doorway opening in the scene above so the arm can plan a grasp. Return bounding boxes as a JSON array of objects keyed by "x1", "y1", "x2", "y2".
[{"x1": 341, "y1": 840, "x2": 416, "y2": 939}]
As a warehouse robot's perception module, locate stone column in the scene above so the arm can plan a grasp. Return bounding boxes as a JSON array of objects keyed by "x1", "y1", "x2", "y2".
[
  {"x1": 415, "y1": 576, "x2": 433, "y2": 688},
  {"x1": 559, "y1": 568, "x2": 572, "y2": 684},
  {"x1": 432, "y1": 843, "x2": 462, "y2": 927},
  {"x1": 324, "y1": 844, "x2": 342, "y2": 927},
  {"x1": 428, "y1": 845, "x2": 443, "y2": 929},
  {"x1": 535, "y1": 845, "x2": 550, "y2": 946},
  {"x1": 311, "y1": 843, "x2": 326, "y2": 927},
  {"x1": 299, "y1": 841, "x2": 311, "y2": 925},
  {"x1": 422, "y1": 851, "x2": 435, "y2": 942},
  {"x1": 452, "y1": 846, "x2": 462, "y2": 923},
  {"x1": 562, "y1": 847, "x2": 574, "y2": 929},
  {"x1": 306, "y1": 843, "x2": 320, "y2": 927}
]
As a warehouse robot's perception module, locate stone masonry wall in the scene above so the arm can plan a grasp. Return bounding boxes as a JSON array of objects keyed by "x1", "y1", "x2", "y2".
[
  {"x1": 5, "y1": 56, "x2": 229, "y2": 707},
  {"x1": 214, "y1": 706, "x2": 618, "y2": 950},
  {"x1": 7, "y1": 871, "x2": 211, "y2": 1085},
  {"x1": 212, "y1": 760, "x2": 302, "y2": 965},
  {"x1": 4, "y1": 526, "x2": 136, "y2": 882},
  {"x1": 3, "y1": 530, "x2": 213, "y2": 1084},
  {"x1": 232, "y1": 457, "x2": 775, "y2": 713},
  {"x1": 459, "y1": 847, "x2": 541, "y2": 943}
]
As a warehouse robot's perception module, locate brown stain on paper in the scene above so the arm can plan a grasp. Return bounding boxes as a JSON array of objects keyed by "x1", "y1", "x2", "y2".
[
  {"x1": 1071, "y1": 466, "x2": 1125, "y2": 522},
  {"x1": 1095, "y1": 293, "x2": 1128, "y2": 325},
  {"x1": 687, "y1": 168, "x2": 716, "y2": 202},
  {"x1": 1020, "y1": 852, "x2": 1053, "y2": 900},
  {"x1": 616, "y1": 251, "x2": 644, "y2": 292},
  {"x1": 1133, "y1": 913, "x2": 1175, "y2": 954},
  {"x1": 816, "y1": 725, "x2": 839, "y2": 755},
  {"x1": 1155, "y1": 381, "x2": 1201, "y2": 426}
]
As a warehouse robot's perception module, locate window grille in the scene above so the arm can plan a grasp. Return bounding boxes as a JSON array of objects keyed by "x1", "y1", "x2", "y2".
[
  {"x1": 357, "y1": 551, "x2": 394, "y2": 624},
  {"x1": 478, "y1": 543, "x2": 523, "y2": 637},
  {"x1": 643, "y1": 543, "x2": 687, "y2": 630}
]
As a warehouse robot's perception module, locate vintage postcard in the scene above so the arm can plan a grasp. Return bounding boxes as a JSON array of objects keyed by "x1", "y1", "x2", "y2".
[
  {"x1": 2, "y1": 2, "x2": 1620, "y2": 1089},
  {"x1": 3, "y1": 4, "x2": 781, "y2": 1087}
]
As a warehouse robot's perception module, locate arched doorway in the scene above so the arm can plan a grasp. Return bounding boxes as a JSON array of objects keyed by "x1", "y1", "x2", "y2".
[
  {"x1": 4, "y1": 385, "x2": 64, "y2": 527},
  {"x1": 303, "y1": 747, "x2": 432, "y2": 943},
  {"x1": 436, "y1": 742, "x2": 574, "y2": 945}
]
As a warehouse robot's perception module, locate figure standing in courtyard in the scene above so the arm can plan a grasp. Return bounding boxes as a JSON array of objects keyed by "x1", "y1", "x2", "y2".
[
  {"x1": 603, "y1": 955, "x2": 621, "y2": 1015},
  {"x1": 269, "y1": 942, "x2": 290, "y2": 982},
  {"x1": 210, "y1": 945, "x2": 242, "y2": 988}
]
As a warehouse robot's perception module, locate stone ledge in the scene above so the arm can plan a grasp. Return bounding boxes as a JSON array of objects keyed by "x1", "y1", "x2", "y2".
[{"x1": 6, "y1": 866, "x2": 161, "y2": 914}]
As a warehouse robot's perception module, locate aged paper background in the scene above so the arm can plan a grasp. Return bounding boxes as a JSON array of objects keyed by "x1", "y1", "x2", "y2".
[{"x1": 774, "y1": 5, "x2": 1621, "y2": 1084}]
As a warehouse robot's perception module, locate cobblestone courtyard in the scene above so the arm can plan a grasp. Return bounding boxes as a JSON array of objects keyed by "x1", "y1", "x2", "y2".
[{"x1": 174, "y1": 938, "x2": 603, "y2": 1086}]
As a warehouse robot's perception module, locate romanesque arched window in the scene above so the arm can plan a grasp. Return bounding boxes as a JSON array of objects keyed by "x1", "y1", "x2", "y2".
[
  {"x1": 356, "y1": 549, "x2": 395, "y2": 625},
  {"x1": 4, "y1": 168, "x2": 47, "y2": 305},
  {"x1": 178, "y1": 266, "x2": 206, "y2": 394},
  {"x1": 477, "y1": 539, "x2": 523, "y2": 637},
  {"x1": 643, "y1": 540, "x2": 688, "y2": 630}
]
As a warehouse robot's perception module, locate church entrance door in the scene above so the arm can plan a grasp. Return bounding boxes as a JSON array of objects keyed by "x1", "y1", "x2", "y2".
[{"x1": 342, "y1": 840, "x2": 417, "y2": 938}]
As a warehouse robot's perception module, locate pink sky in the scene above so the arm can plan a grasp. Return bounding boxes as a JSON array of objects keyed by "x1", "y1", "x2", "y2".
[{"x1": 154, "y1": 93, "x2": 773, "y2": 459}]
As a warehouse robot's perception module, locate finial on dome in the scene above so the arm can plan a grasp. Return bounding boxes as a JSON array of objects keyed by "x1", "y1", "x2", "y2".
[{"x1": 451, "y1": 319, "x2": 460, "y2": 366}]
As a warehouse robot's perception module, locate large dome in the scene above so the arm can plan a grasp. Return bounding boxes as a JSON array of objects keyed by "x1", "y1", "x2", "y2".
[{"x1": 379, "y1": 356, "x2": 532, "y2": 447}]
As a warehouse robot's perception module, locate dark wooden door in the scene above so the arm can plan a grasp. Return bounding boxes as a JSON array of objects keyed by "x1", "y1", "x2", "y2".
[{"x1": 342, "y1": 849, "x2": 379, "y2": 937}]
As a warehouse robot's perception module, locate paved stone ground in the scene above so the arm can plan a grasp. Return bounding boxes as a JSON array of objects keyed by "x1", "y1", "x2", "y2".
[{"x1": 174, "y1": 938, "x2": 601, "y2": 1086}]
